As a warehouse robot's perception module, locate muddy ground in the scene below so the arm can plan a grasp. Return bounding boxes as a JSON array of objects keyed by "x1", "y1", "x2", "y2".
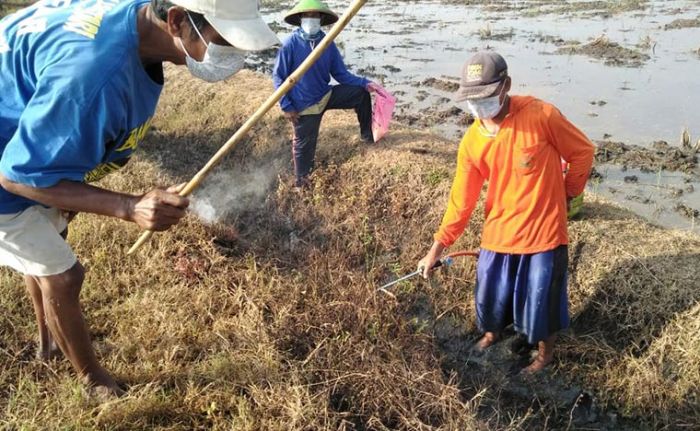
[
  {"x1": 663, "y1": 16, "x2": 700, "y2": 30},
  {"x1": 555, "y1": 36, "x2": 650, "y2": 67},
  {"x1": 401, "y1": 291, "x2": 632, "y2": 430},
  {"x1": 596, "y1": 140, "x2": 699, "y2": 174}
]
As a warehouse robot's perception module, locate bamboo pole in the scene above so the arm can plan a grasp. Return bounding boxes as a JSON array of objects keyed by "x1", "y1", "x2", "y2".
[{"x1": 128, "y1": 0, "x2": 369, "y2": 255}]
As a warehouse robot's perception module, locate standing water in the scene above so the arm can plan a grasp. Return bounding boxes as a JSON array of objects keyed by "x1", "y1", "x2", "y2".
[{"x1": 259, "y1": 0, "x2": 700, "y2": 232}]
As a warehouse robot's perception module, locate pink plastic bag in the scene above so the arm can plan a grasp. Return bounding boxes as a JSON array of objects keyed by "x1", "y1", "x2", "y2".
[{"x1": 370, "y1": 84, "x2": 396, "y2": 143}]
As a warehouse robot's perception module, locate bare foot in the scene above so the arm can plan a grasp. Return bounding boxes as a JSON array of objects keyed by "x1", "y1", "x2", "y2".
[
  {"x1": 473, "y1": 332, "x2": 500, "y2": 352},
  {"x1": 521, "y1": 355, "x2": 553, "y2": 374},
  {"x1": 83, "y1": 369, "x2": 125, "y2": 399},
  {"x1": 84, "y1": 384, "x2": 125, "y2": 403},
  {"x1": 82, "y1": 383, "x2": 125, "y2": 405},
  {"x1": 37, "y1": 340, "x2": 63, "y2": 361},
  {"x1": 521, "y1": 335, "x2": 557, "y2": 374}
]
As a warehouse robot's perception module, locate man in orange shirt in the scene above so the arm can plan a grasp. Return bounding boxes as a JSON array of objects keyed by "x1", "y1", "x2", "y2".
[{"x1": 418, "y1": 52, "x2": 594, "y2": 373}]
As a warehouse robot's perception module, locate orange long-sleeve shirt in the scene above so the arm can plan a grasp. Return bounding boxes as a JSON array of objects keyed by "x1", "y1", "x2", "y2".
[{"x1": 434, "y1": 96, "x2": 595, "y2": 254}]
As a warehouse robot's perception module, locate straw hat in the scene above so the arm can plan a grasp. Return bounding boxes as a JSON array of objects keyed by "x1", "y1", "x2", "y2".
[{"x1": 283, "y1": 0, "x2": 338, "y2": 26}]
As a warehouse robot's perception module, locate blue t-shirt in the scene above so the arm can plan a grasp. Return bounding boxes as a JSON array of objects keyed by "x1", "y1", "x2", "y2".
[{"x1": 0, "y1": 0, "x2": 162, "y2": 214}]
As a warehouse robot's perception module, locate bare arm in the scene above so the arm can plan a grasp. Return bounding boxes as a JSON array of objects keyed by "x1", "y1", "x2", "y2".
[{"x1": 0, "y1": 175, "x2": 189, "y2": 231}]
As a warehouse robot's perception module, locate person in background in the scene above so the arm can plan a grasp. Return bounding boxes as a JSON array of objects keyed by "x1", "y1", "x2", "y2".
[{"x1": 273, "y1": 0, "x2": 380, "y2": 188}]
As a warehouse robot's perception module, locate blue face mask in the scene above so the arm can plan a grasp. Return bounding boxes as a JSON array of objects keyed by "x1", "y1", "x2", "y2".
[{"x1": 466, "y1": 88, "x2": 505, "y2": 120}]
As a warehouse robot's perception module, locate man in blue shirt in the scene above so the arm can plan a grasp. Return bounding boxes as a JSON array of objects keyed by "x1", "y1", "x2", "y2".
[
  {"x1": 0, "y1": 0, "x2": 278, "y2": 396},
  {"x1": 273, "y1": 0, "x2": 378, "y2": 187}
]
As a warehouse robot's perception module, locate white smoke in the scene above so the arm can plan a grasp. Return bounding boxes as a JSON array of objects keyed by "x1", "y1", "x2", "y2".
[{"x1": 190, "y1": 164, "x2": 277, "y2": 224}]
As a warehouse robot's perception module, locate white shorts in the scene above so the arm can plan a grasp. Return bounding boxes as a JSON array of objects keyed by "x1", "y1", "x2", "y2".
[{"x1": 0, "y1": 205, "x2": 76, "y2": 276}]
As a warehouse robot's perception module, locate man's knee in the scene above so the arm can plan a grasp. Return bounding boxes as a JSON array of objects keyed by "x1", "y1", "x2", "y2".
[{"x1": 39, "y1": 262, "x2": 85, "y2": 299}]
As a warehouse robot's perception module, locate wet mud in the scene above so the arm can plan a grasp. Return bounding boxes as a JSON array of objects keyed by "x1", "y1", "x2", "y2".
[
  {"x1": 404, "y1": 292, "x2": 631, "y2": 430},
  {"x1": 675, "y1": 203, "x2": 700, "y2": 220},
  {"x1": 593, "y1": 137, "x2": 700, "y2": 225},
  {"x1": 595, "y1": 140, "x2": 699, "y2": 174},
  {"x1": 663, "y1": 16, "x2": 700, "y2": 30},
  {"x1": 415, "y1": 77, "x2": 460, "y2": 93},
  {"x1": 528, "y1": 33, "x2": 579, "y2": 46},
  {"x1": 555, "y1": 36, "x2": 650, "y2": 67},
  {"x1": 395, "y1": 105, "x2": 472, "y2": 129},
  {"x1": 477, "y1": 26, "x2": 515, "y2": 41}
]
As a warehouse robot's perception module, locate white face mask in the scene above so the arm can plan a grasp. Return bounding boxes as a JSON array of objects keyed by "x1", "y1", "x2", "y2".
[
  {"x1": 466, "y1": 89, "x2": 505, "y2": 120},
  {"x1": 180, "y1": 13, "x2": 246, "y2": 83},
  {"x1": 301, "y1": 17, "x2": 321, "y2": 36}
]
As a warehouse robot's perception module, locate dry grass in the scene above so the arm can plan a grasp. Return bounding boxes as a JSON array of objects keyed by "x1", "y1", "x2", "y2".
[
  {"x1": 1, "y1": 68, "x2": 699, "y2": 430},
  {"x1": 0, "y1": 1, "x2": 33, "y2": 17}
]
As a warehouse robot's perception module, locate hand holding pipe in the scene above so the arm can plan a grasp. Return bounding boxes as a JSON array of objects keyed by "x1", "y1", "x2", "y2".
[
  {"x1": 127, "y1": 0, "x2": 369, "y2": 255},
  {"x1": 376, "y1": 257, "x2": 452, "y2": 293},
  {"x1": 376, "y1": 250, "x2": 479, "y2": 294}
]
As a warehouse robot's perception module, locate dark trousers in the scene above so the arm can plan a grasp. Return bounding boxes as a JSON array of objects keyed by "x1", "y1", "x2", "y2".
[{"x1": 292, "y1": 84, "x2": 372, "y2": 185}]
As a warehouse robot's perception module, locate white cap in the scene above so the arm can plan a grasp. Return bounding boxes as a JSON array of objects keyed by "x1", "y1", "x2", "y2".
[{"x1": 171, "y1": 0, "x2": 279, "y2": 51}]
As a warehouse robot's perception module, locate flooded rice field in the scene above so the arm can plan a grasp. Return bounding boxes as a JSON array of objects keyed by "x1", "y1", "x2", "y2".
[{"x1": 258, "y1": 0, "x2": 700, "y2": 232}]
